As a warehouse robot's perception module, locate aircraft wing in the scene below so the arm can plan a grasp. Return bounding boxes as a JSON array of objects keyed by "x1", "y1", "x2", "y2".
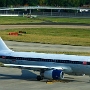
[{"x1": 4, "y1": 64, "x2": 63, "y2": 71}]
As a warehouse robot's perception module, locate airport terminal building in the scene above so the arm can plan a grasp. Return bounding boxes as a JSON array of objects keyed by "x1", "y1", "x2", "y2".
[{"x1": 0, "y1": 6, "x2": 90, "y2": 17}]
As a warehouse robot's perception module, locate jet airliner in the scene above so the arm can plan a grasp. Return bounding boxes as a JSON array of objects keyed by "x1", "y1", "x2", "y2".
[{"x1": 0, "y1": 37, "x2": 90, "y2": 80}]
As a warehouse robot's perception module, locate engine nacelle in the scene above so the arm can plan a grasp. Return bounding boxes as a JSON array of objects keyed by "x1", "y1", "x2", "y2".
[{"x1": 44, "y1": 69, "x2": 64, "y2": 80}]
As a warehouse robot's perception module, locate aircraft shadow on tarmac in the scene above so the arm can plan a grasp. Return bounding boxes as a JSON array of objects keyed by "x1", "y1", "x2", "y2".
[
  {"x1": 0, "y1": 69, "x2": 37, "y2": 81},
  {"x1": 0, "y1": 69, "x2": 85, "y2": 83}
]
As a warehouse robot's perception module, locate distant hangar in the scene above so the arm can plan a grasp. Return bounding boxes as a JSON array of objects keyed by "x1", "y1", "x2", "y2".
[{"x1": 0, "y1": 6, "x2": 90, "y2": 17}]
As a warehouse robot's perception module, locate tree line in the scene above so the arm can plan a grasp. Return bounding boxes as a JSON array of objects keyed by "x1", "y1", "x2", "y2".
[{"x1": 0, "y1": 0, "x2": 90, "y2": 7}]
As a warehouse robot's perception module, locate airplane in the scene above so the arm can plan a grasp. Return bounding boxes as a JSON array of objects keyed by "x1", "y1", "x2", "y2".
[{"x1": 0, "y1": 37, "x2": 90, "y2": 81}]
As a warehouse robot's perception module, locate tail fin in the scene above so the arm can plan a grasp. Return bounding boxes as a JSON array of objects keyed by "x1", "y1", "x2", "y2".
[{"x1": 0, "y1": 37, "x2": 12, "y2": 51}]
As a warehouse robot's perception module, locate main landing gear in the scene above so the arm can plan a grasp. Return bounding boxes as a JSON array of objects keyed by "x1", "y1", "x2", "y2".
[
  {"x1": 36, "y1": 70, "x2": 44, "y2": 81},
  {"x1": 36, "y1": 75, "x2": 43, "y2": 81}
]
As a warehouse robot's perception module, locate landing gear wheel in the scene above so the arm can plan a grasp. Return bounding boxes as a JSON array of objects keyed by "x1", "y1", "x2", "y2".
[{"x1": 37, "y1": 75, "x2": 43, "y2": 81}]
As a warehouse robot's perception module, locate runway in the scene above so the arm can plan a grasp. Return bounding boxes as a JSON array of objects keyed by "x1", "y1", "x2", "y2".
[
  {"x1": 0, "y1": 25, "x2": 90, "y2": 30},
  {"x1": 5, "y1": 40, "x2": 90, "y2": 52},
  {"x1": 0, "y1": 67, "x2": 90, "y2": 90}
]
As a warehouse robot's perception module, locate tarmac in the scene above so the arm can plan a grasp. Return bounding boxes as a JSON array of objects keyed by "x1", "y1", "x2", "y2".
[
  {"x1": 0, "y1": 25, "x2": 90, "y2": 30},
  {"x1": 5, "y1": 40, "x2": 90, "y2": 52},
  {"x1": 0, "y1": 67, "x2": 90, "y2": 90}
]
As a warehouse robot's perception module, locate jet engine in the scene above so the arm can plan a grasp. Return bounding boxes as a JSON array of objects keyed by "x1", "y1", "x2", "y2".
[{"x1": 44, "y1": 69, "x2": 64, "y2": 80}]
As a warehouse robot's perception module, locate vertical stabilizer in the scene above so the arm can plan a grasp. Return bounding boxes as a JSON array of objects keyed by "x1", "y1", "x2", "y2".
[{"x1": 0, "y1": 37, "x2": 11, "y2": 51}]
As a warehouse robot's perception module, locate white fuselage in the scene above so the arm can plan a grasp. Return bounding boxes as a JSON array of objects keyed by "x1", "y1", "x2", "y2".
[{"x1": 0, "y1": 51, "x2": 90, "y2": 75}]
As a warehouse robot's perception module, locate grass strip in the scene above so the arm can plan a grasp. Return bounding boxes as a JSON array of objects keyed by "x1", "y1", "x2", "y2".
[
  {"x1": 0, "y1": 16, "x2": 90, "y2": 25},
  {"x1": 0, "y1": 28, "x2": 90, "y2": 46}
]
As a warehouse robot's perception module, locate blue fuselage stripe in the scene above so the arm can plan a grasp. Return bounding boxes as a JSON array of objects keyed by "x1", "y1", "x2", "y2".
[{"x1": 0, "y1": 56, "x2": 90, "y2": 65}]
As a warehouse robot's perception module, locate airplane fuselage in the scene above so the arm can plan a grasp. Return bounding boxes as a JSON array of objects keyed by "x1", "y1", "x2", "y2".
[{"x1": 0, "y1": 51, "x2": 90, "y2": 75}]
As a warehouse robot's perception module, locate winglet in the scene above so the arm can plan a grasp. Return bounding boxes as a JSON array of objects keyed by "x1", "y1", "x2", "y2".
[{"x1": 0, "y1": 37, "x2": 12, "y2": 51}]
